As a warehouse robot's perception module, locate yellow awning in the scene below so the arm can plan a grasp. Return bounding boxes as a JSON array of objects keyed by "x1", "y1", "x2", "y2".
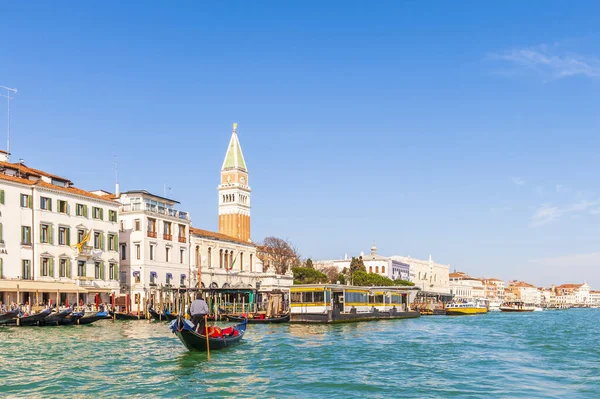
[{"x1": 0, "y1": 280, "x2": 89, "y2": 293}]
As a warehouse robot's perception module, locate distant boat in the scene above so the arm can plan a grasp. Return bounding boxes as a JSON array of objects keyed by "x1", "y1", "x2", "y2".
[
  {"x1": 0, "y1": 310, "x2": 19, "y2": 325},
  {"x1": 5, "y1": 308, "x2": 53, "y2": 326},
  {"x1": 500, "y1": 301, "x2": 535, "y2": 312},
  {"x1": 445, "y1": 301, "x2": 488, "y2": 315},
  {"x1": 43, "y1": 308, "x2": 73, "y2": 325},
  {"x1": 225, "y1": 313, "x2": 290, "y2": 324},
  {"x1": 109, "y1": 311, "x2": 144, "y2": 320},
  {"x1": 533, "y1": 306, "x2": 544, "y2": 312},
  {"x1": 78, "y1": 311, "x2": 111, "y2": 325}
]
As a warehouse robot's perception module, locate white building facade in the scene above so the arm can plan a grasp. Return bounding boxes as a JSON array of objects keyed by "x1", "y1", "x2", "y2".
[
  {"x1": 391, "y1": 255, "x2": 451, "y2": 295},
  {"x1": 0, "y1": 153, "x2": 120, "y2": 305}
]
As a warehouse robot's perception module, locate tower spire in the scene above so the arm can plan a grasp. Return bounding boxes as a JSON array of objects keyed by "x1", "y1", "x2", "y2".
[{"x1": 221, "y1": 122, "x2": 247, "y2": 171}]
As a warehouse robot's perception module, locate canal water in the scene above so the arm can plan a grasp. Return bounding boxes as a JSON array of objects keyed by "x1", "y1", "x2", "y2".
[{"x1": 0, "y1": 309, "x2": 598, "y2": 398}]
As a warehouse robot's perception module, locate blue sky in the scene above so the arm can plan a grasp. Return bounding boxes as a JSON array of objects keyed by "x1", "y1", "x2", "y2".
[{"x1": 1, "y1": 2, "x2": 600, "y2": 287}]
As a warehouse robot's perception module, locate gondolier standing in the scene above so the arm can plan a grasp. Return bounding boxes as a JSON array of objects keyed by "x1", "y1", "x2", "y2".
[{"x1": 189, "y1": 293, "x2": 209, "y2": 333}]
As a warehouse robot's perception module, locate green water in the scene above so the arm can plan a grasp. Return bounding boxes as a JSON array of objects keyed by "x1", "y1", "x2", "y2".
[{"x1": 0, "y1": 310, "x2": 599, "y2": 398}]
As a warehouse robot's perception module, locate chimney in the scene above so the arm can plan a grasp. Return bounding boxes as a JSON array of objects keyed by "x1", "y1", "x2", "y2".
[
  {"x1": 115, "y1": 182, "x2": 120, "y2": 197},
  {"x1": 0, "y1": 150, "x2": 9, "y2": 163}
]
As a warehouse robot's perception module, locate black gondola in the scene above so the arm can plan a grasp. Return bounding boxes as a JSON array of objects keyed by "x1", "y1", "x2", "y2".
[
  {"x1": 43, "y1": 309, "x2": 73, "y2": 326},
  {"x1": 5, "y1": 308, "x2": 52, "y2": 326},
  {"x1": 149, "y1": 308, "x2": 177, "y2": 321},
  {"x1": 0, "y1": 310, "x2": 19, "y2": 325},
  {"x1": 109, "y1": 311, "x2": 144, "y2": 320},
  {"x1": 169, "y1": 318, "x2": 247, "y2": 352},
  {"x1": 225, "y1": 313, "x2": 290, "y2": 324},
  {"x1": 59, "y1": 311, "x2": 85, "y2": 325},
  {"x1": 78, "y1": 311, "x2": 110, "y2": 325}
]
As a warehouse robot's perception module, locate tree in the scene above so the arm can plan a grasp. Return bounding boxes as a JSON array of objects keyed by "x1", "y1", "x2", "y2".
[
  {"x1": 319, "y1": 265, "x2": 341, "y2": 284},
  {"x1": 256, "y1": 236, "x2": 302, "y2": 275},
  {"x1": 305, "y1": 258, "x2": 314, "y2": 269},
  {"x1": 349, "y1": 257, "x2": 366, "y2": 273},
  {"x1": 292, "y1": 267, "x2": 328, "y2": 284},
  {"x1": 351, "y1": 271, "x2": 415, "y2": 287}
]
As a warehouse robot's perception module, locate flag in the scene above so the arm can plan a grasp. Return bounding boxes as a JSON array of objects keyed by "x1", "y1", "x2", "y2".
[{"x1": 73, "y1": 228, "x2": 92, "y2": 253}]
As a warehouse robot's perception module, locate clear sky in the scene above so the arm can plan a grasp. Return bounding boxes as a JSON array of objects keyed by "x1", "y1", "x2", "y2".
[{"x1": 1, "y1": 2, "x2": 599, "y2": 287}]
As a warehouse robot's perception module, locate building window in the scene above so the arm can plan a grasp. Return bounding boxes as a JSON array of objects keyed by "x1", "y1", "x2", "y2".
[
  {"x1": 108, "y1": 234, "x2": 116, "y2": 251},
  {"x1": 92, "y1": 207, "x2": 103, "y2": 220},
  {"x1": 240, "y1": 253, "x2": 244, "y2": 271},
  {"x1": 40, "y1": 224, "x2": 50, "y2": 243},
  {"x1": 136, "y1": 244, "x2": 141, "y2": 260},
  {"x1": 219, "y1": 249, "x2": 223, "y2": 268},
  {"x1": 250, "y1": 254, "x2": 253, "y2": 272},
  {"x1": 134, "y1": 219, "x2": 141, "y2": 231},
  {"x1": 76, "y1": 203, "x2": 87, "y2": 217},
  {"x1": 77, "y1": 229, "x2": 84, "y2": 244},
  {"x1": 40, "y1": 197, "x2": 52, "y2": 211},
  {"x1": 382, "y1": 266, "x2": 385, "y2": 274},
  {"x1": 180, "y1": 248, "x2": 184, "y2": 264},
  {"x1": 21, "y1": 194, "x2": 32, "y2": 208},
  {"x1": 180, "y1": 274, "x2": 186, "y2": 287},
  {"x1": 21, "y1": 226, "x2": 31, "y2": 245},
  {"x1": 163, "y1": 222, "x2": 172, "y2": 240},
  {"x1": 95, "y1": 262, "x2": 101, "y2": 279},
  {"x1": 108, "y1": 210, "x2": 117, "y2": 222},
  {"x1": 166, "y1": 247, "x2": 170, "y2": 262},
  {"x1": 150, "y1": 272, "x2": 156, "y2": 285},
  {"x1": 120, "y1": 220, "x2": 124, "y2": 231},
  {"x1": 149, "y1": 244, "x2": 155, "y2": 261},
  {"x1": 120, "y1": 244, "x2": 127, "y2": 260},
  {"x1": 166, "y1": 273, "x2": 172, "y2": 285},
  {"x1": 195, "y1": 246, "x2": 200, "y2": 266},
  {"x1": 133, "y1": 271, "x2": 140, "y2": 283},
  {"x1": 208, "y1": 247, "x2": 212, "y2": 267},
  {"x1": 78, "y1": 260, "x2": 85, "y2": 277},
  {"x1": 59, "y1": 259, "x2": 67, "y2": 278},
  {"x1": 94, "y1": 232, "x2": 101, "y2": 249},
  {"x1": 22, "y1": 260, "x2": 31, "y2": 280},
  {"x1": 57, "y1": 200, "x2": 68, "y2": 214},
  {"x1": 41, "y1": 258, "x2": 49, "y2": 276},
  {"x1": 109, "y1": 263, "x2": 116, "y2": 280},
  {"x1": 58, "y1": 227, "x2": 69, "y2": 246},
  {"x1": 369, "y1": 266, "x2": 372, "y2": 273},
  {"x1": 375, "y1": 266, "x2": 379, "y2": 273},
  {"x1": 178, "y1": 224, "x2": 186, "y2": 241}
]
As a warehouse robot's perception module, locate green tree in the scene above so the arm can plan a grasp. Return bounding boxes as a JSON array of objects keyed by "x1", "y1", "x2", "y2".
[
  {"x1": 349, "y1": 257, "x2": 366, "y2": 273},
  {"x1": 292, "y1": 267, "x2": 328, "y2": 284}
]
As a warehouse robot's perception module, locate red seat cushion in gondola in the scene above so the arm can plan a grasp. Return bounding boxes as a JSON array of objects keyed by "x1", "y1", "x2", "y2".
[
  {"x1": 207, "y1": 326, "x2": 222, "y2": 338},
  {"x1": 221, "y1": 327, "x2": 234, "y2": 336}
]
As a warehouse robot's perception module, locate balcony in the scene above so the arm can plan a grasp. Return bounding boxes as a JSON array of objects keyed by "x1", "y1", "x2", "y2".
[
  {"x1": 178, "y1": 236, "x2": 187, "y2": 243},
  {"x1": 163, "y1": 234, "x2": 172, "y2": 241},
  {"x1": 119, "y1": 204, "x2": 190, "y2": 220},
  {"x1": 147, "y1": 231, "x2": 157, "y2": 238}
]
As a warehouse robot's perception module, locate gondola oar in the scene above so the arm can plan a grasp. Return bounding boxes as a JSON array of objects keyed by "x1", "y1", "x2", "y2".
[{"x1": 205, "y1": 314, "x2": 210, "y2": 360}]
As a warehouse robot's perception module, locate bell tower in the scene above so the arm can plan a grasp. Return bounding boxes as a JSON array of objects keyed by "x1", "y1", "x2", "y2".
[{"x1": 218, "y1": 123, "x2": 251, "y2": 242}]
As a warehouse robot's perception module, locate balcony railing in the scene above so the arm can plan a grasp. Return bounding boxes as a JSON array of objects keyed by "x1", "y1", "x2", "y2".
[
  {"x1": 147, "y1": 231, "x2": 157, "y2": 238},
  {"x1": 163, "y1": 234, "x2": 172, "y2": 241},
  {"x1": 178, "y1": 236, "x2": 187, "y2": 243},
  {"x1": 119, "y1": 204, "x2": 190, "y2": 220}
]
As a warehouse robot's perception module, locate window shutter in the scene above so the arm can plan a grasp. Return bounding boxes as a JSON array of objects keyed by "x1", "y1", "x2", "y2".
[
  {"x1": 0, "y1": 190, "x2": 4, "y2": 204},
  {"x1": 100, "y1": 208, "x2": 104, "y2": 220},
  {"x1": 84, "y1": 205, "x2": 88, "y2": 218},
  {"x1": 40, "y1": 225, "x2": 43, "y2": 242},
  {"x1": 101, "y1": 233, "x2": 105, "y2": 251},
  {"x1": 49, "y1": 258, "x2": 54, "y2": 277},
  {"x1": 49, "y1": 199, "x2": 52, "y2": 212},
  {"x1": 0, "y1": 223, "x2": 3, "y2": 242},
  {"x1": 49, "y1": 225, "x2": 53, "y2": 245},
  {"x1": 21, "y1": 227, "x2": 24, "y2": 243},
  {"x1": 67, "y1": 203, "x2": 70, "y2": 215},
  {"x1": 28, "y1": 195, "x2": 33, "y2": 209},
  {"x1": 114, "y1": 235, "x2": 118, "y2": 252},
  {"x1": 100, "y1": 262, "x2": 105, "y2": 280},
  {"x1": 0, "y1": 258, "x2": 3, "y2": 278},
  {"x1": 66, "y1": 259, "x2": 71, "y2": 278},
  {"x1": 40, "y1": 258, "x2": 43, "y2": 276},
  {"x1": 114, "y1": 264, "x2": 118, "y2": 280},
  {"x1": 66, "y1": 228, "x2": 71, "y2": 246}
]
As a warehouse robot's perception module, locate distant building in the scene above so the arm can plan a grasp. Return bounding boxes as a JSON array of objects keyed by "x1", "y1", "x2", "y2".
[
  {"x1": 448, "y1": 271, "x2": 485, "y2": 300},
  {"x1": 554, "y1": 283, "x2": 590, "y2": 306},
  {"x1": 506, "y1": 281, "x2": 540, "y2": 304},
  {"x1": 391, "y1": 255, "x2": 451, "y2": 295}
]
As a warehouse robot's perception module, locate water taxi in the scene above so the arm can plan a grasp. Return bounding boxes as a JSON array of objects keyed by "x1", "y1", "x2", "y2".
[
  {"x1": 445, "y1": 301, "x2": 488, "y2": 315},
  {"x1": 499, "y1": 301, "x2": 535, "y2": 312},
  {"x1": 289, "y1": 284, "x2": 420, "y2": 323}
]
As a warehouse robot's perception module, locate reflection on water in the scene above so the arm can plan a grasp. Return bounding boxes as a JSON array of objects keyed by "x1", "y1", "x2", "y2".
[{"x1": 0, "y1": 311, "x2": 599, "y2": 397}]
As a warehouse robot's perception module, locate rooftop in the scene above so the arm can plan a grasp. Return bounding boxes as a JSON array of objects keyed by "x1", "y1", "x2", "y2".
[
  {"x1": 190, "y1": 227, "x2": 254, "y2": 246},
  {"x1": 120, "y1": 190, "x2": 180, "y2": 204}
]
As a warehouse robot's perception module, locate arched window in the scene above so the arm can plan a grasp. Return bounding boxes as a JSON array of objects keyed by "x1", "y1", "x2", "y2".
[
  {"x1": 219, "y1": 249, "x2": 223, "y2": 268},
  {"x1": 230, "y1": 251, "x2": 234, "y2": 270},
  {"x1": 195, "y1": 246, "x2": 200, "y2": 266},
  {"x1": 208, "y1": 247, "x2": 212, "y2": 267},
  {"x1": 250, "y1": 254, "x2": 253, "y2": 272},
  {"x1": 224, "y1": 250, "x2": 229, "y2": 269},
  {"x1": 369, "y1": 266, "x2": 373, "y2": 273},
  {"x1": 382, "y1": 266, "x2": 385, "y2": 274},
  {"x1": 375, "y1": 266, "x2": 379, "y2": 273},
  {"x1": 240, "y1": 252, "x2": 244, "y2": 271}
]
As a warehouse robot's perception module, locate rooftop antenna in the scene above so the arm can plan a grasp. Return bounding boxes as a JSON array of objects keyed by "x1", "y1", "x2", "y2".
[{"x1": 0, "y1": 85, "x2": 17, "y2": 161}]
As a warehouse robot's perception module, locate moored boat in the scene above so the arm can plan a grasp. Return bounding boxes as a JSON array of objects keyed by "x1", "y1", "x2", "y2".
[
  {"x1": 149, "y1": 308, "x2": 177, "y2": 321},
  {"x1": 5, "y1": 308, "x2": 53, "y2": 326},
  {"x1": 110, "y1": 311, "x2": 144, "y2": 320},
  {"x1": 445, "y1": 301, "x2": 488, "y2": 315},
  {"x1": 59, "y1": 311, "x2": 85, "y2": 325},
  {"x1": 43, "y1": 309, "x2": 73, "y2": 326},
  {"x1": 0, "y1": 310, "x2": 20, "y2": 325},
  {"x1": 500, "y1": 301, "x2": 535, "y2": 312},
  {"x1": 78, "y1": 311, "x2": 111, "y2": 325},
  {"x1": 225, "y1": 313, "x2": 290, "y2": 324},
  {"x1": 169, "y1": 318, "x2": 247, "y2": 352}
]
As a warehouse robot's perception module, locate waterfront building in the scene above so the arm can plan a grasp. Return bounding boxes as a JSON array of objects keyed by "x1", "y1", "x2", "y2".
[
  {"x1": 506, "y1": 281, "x2": 540, "y2": 304},
  {"x1": 390, "y1": 255, "x2": 451, "y2": 295},
  {"x1": 0, "y1": 152, "x2": 120, "y2": 306},
  {"x1": 115, "y1": 190, "x2": 191, "y2": 309},
  {"x1": 448, "y1": 271, "x2": 485, "y2": 300},
  {"x1": 589, "y1": 290, "x2": 600, "y2": 306},
  {"x1": 482, "y1": 278, "x2": 505, "y2": 301},
  {"x1": 554, "y1": 283, "x2": 590, "y2": 306},
  {"x1": 538, "y1": 287, "x2": 553, "y2": 307}
]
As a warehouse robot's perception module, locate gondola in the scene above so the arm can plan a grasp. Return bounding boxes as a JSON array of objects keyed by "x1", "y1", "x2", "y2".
[
  {"x1": 109, "y1": 311, "x2": 144, "y2": 320},
  {"x1": 149, "y1": 308, "x2": 177, "y2": 322},
  {"x1": 43, "y1": 308, "x2": 73, "y2": 326},
  {"x1": 169, "y1": 317, "x2": 247, "y2": 352},
  {"x1": 78, "y1": 311, "x2": 111, "y2": 325},
  {"x1": 0, "y1": 310, "x2": 19, "y2": 325},
  {"x1": 59, "y1": 311, "x2": 85, "y2": 325},
  {"x1": 5, "y1": 308, "x2": 52, "y2": 326},
  {"x1": 225, "y1": 313, "x2": 290, "y2": 324}
]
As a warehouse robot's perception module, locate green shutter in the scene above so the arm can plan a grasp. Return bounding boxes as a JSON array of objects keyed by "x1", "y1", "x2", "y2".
[
  {"x1": 100, "y1": 208, "x2": 104, "y2": 220},
  {"x1": 66, "y1": 228, "x2": 71, "y2": 246},
  {"x1": 21, "y1": 226, "x2": 24, "y2": 243},
  {"x1": 40, "y1": 224, "x2": 43, "y2": 243},
  {"x1": 0, "y1": 258, "x2": 3, "y2": 278},
  {"x1": 114, "y1": 264, "x2": 118, "y2": 280},
  {"x1": 114, "y1": 235, "x2": 118, "y2": 252},
  {"x1": 0, "y1": 223, "x2": 3, "y2": 242},
  {"x1": 0, "y1": 190, "x2": 4, "y2": 204},
  {"x1": 49, "y1": 225, "x2": 53, "y2": 245},
  {"x1": 101, "y1": 233, "x2": 105, "y2": 251},
  {"x1": 100, "y1": 262, "x2": 105, "y2": 280},
  {"x1": 49, "y1": 258, "x2": 54, "y2": 277},
  {"x1": 66, "y1": 259, "x2": 71, "y2": 278},
  {"x1": 48, "y1": 199, "x2": 52, "y2": 212},
  {"x1": 40, "y1": 258, "x2": 43, "y2": 276},
  {"x1": 28, "y1": 195, "x2": 33, "y2": 209},
  {"x1": 84, "y1": 205, "x2": 88, "y2": 218}
]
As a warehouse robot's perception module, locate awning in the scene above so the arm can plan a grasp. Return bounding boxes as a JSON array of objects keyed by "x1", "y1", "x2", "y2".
[{"x1": 0, "y1": 280, "x2": 89, "y2": 293}]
